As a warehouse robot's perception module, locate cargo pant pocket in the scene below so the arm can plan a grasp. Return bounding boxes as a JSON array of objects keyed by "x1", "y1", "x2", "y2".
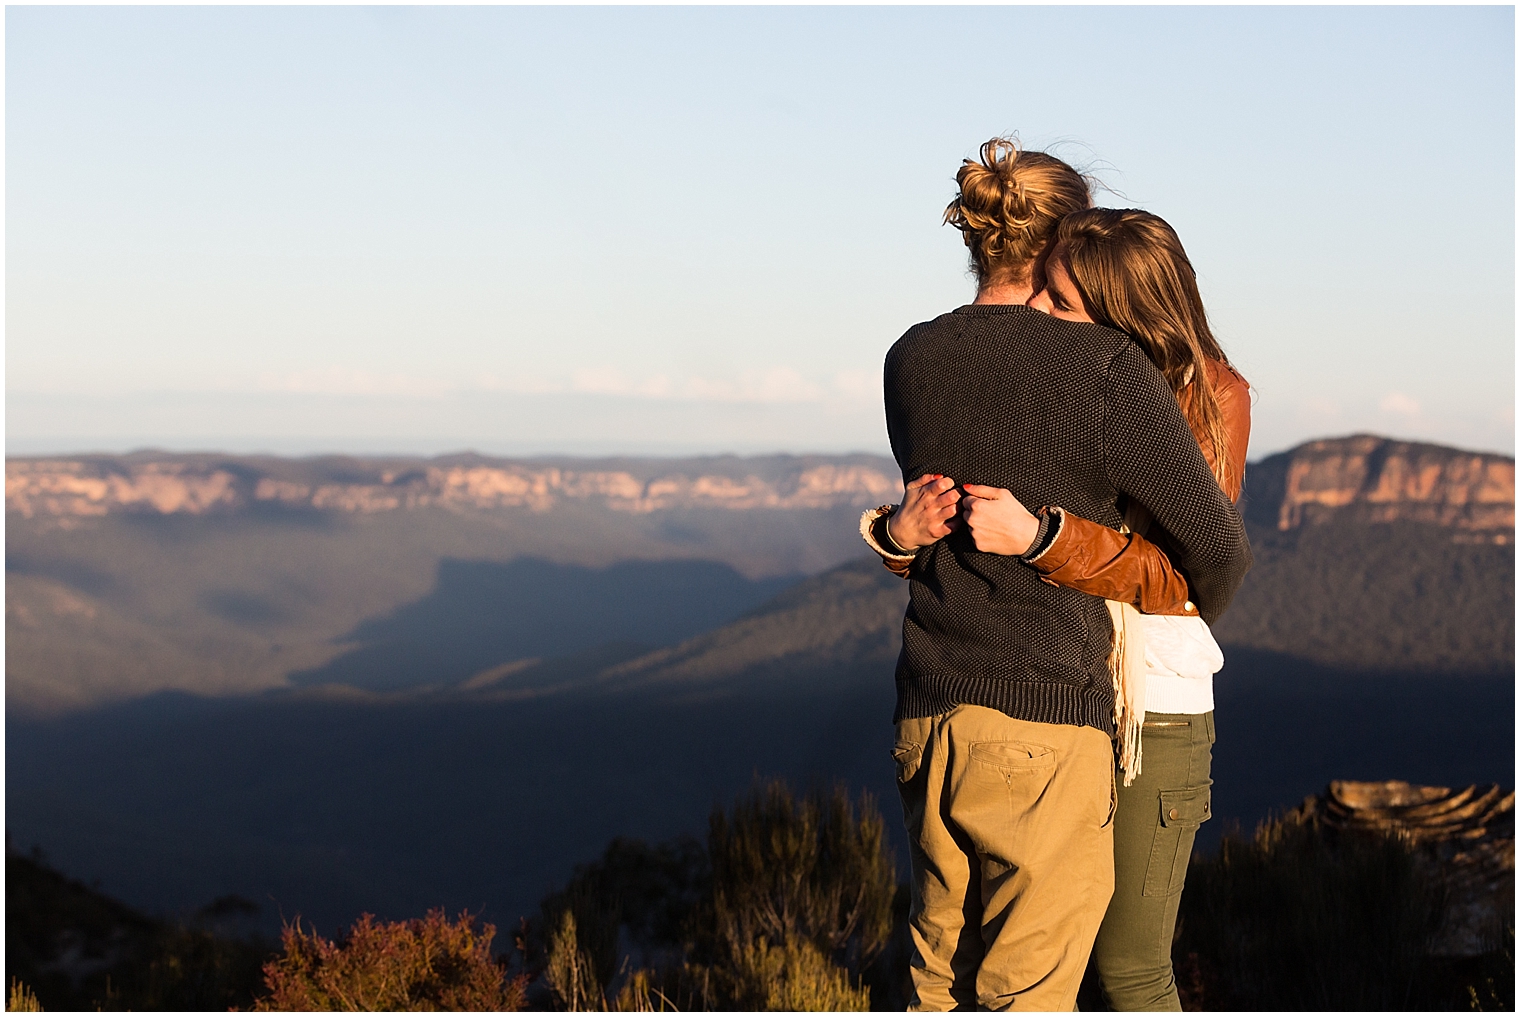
[
  {"x1": 1141, "y1": 785, "x2": 1211, "y2": 897},
  {"x1": 892, "y1": 740, "x2": 923, "y2": 784},
  {"x1": 892, "y1": 740, "x2": 928, "y2": 850}
]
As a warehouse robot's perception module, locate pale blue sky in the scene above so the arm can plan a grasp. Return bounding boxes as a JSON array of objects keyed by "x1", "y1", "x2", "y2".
[{"x1": 7, "y1": 5, "x2": 1515, "y2": 458}]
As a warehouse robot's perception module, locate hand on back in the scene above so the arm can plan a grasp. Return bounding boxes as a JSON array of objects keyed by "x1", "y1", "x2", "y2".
[
  {"x1": 886, "y1": 474, "x2": 960, "y2": 552},
  {"x1": 961, "y1": 484, "x2": 1040, "y2": 557}
]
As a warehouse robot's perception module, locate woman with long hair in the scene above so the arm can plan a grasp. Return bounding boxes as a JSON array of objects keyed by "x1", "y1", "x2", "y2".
[{"x1": 1021, "y1": 208, "x2": 1250, "y2": 1011}]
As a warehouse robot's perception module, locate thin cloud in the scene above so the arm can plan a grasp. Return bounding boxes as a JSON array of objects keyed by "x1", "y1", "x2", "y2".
[
  {"x1": 256, "y1": 370, "x2": 453, "y2": 398},
  {"x1": 1379, "y1": 391, "x2": 1422, "y2": 417}
]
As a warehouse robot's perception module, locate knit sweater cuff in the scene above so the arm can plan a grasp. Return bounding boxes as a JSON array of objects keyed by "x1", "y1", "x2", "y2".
[{"x1": 1018, "y1": 507, "x2": 1064, "y2": 564}]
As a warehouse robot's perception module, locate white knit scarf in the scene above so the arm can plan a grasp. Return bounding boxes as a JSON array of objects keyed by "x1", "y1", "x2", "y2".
[
  {"x1": 1107, "y1": 502, "x2": 1155, "y2": 787},
  {"x1": 1106, "y1": 597, "x2": 1146, "y2": 787}
]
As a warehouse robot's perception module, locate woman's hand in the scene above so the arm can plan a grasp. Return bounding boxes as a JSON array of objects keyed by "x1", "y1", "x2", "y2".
[
  {"x1": 961, "y1": 484, "x2": 1040, "y2": 556},
  {"x1": 886, "y1": 474, "x2": 960, "y2": 552}
]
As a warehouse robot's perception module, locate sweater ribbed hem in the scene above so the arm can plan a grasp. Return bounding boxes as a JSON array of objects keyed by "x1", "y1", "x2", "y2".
[{"x1": 895, "y1": 672, "x2": 1115, "y2": 735}]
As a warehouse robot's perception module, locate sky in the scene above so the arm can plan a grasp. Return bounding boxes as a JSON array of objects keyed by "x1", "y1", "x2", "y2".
[{"x1": 6, "y1": 5, "x2": 1515, "y2": 460}]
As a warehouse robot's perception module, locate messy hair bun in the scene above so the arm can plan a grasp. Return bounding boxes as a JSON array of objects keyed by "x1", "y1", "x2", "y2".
[{"x1": 944, "y1": 138, "x2": 1092, "y2": 289}]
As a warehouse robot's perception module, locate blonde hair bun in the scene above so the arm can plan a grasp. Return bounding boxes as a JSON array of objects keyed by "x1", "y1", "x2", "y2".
[{"x1": 944, "y1": 138, "x2": 1091, "y2": 289}]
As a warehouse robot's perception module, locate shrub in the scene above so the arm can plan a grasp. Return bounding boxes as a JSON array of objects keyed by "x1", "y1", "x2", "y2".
[
  {"x1": 542, "y1": 910, "x2": 606, "y2": 1011},
  {"x1": 117, "y1": 924, "x2": 272, "y2": 1011},
  {"x1": 721, "y1": 937, "x2": 871, "y2": 1011},
  {"x1": 531, "y1": 779, "x2": 894, "y2": 1011},
  {"x1": 9, "y1": 978, "x2": 43, "y2": 1012},
  {"x1": 254, "y1": 908, "x2": 526, "y2": 1011},
  {"x1": 1465, "y1": 922, "x2": 1515, "y2": 1011},
  {"x1": 708, "y1": 779, "x2": 895, "y2": 975},
  {"x1": 6, "y1": 850, "x2": 272, "y2": 1012},
  {"x1": 537, "y1": 834, "x2": 707, "y2": 1001},
  {"x1": 1176, "y1": 812, "x2": 1446, "y2": 1010}
]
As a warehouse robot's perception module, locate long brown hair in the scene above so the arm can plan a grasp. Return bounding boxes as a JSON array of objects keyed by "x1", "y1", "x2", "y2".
[
  {"x1": 1054, "y1": 208, "x2": 1234, "y2": 487},
  {"x1": 943, "y1": 138, "x2": 1092, "y2": 290}
]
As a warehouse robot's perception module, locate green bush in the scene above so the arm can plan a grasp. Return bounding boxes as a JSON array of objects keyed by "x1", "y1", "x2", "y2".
[
  {"x1": 1176, "y1": 812, "x2": 1447, "y2": 1010},
  {"x1": 533, "y1": 779, "x2": 892, "y2": 1011},
  {"x1": 720, "y1": 936, "x2": 871, "y2": 1011},
  {"x1": 118, "y1": 923, "x2": 273, "y2": 1011},
  {"x1": 254, "y1": 908, "x2": 526, "y2": 1011},
  {"x1": 708, "y1": 779, "x2": 895, "y2": 973},
  {"x1": 542, "y1": 910, "x2": 608, "y2": 1011},
  {"x1": 537, "y1": 834, "x2": 707, "y2": 1002}
]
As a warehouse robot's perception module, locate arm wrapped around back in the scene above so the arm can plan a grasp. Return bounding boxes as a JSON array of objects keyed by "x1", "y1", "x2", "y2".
[{"x1": 1028, "y1": 359, "x2": 1251, "y2": 615}]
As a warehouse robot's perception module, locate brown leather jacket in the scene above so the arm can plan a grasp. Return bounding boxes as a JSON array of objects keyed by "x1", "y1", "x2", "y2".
[{"x1": 1027, "y1": 359, "x2": 1250, "y2": 615}]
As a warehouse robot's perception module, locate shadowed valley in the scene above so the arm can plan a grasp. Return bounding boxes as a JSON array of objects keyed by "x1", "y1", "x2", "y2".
[{"x1": 6, "y1": 437, "x2": 1513, "y2": 951}]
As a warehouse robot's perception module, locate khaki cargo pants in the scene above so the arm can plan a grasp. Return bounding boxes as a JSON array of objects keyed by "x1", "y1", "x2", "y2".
[{"x1": 895, "y1": 705, "x2": 1116, "y2": 1012}]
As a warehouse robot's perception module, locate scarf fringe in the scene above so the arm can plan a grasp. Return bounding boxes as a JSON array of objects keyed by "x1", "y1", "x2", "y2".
[{"x1": 1107, "y1": 598, "x2": 1147, "y2": 786}]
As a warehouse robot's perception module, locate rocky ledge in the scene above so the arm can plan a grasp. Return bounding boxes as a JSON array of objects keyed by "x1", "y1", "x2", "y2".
[
  {"x1": 1243, "y1": 435, "x2": 1513, "y2": 541},
  {"x1": 7, "y1": 435, "x2": 1514, "y2": 536},
  {"x1": 1296, "y1": 779, "x2": 1515, "y2": 957},
  {"x1": 3, "y1": 453, "x2": 902, "y2": 519}
]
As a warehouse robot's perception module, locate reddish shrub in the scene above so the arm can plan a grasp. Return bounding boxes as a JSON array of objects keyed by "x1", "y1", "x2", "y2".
[{"x1": 254, "y1": 908, "x2": 526, "y2": 1011}]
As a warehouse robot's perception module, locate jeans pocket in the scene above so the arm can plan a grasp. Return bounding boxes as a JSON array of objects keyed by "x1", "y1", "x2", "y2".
[{"x1": 1142, "y1": 784, "x2": 1211, "y2": 897}]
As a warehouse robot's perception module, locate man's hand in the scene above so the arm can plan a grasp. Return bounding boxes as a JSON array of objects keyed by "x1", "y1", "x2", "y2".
[
  {"x1": 886, "y1": 474, "x2": 960, "y2": 552},
  {"x1": 961, "y1": 484, "x2": 1040, "y2": 556}
]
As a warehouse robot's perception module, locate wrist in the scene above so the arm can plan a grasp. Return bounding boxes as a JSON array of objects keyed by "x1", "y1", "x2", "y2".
[
  {"x1": 1016, "y1": 508, "x2": 1059, "y2": 562},
  {"x1": 884, "y1": 513, "x2": 919, "y2": 554},
  {"x1": 1015, "y1": 516, "x2": 1039, "y2": 556}
]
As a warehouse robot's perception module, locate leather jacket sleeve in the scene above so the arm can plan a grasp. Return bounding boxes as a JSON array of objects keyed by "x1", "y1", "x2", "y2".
[
  {"x1": 1030, "y1": 359, "x2": 1252, "y2": 616},
  {"x1": 1029, "y1": 507, "x2": 1200, "y2": 615}
]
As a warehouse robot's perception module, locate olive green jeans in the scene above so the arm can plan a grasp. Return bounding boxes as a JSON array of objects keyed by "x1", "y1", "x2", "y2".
[{"x1": 1091, "y1": 711, "x2": 1214, "y2": 1011}]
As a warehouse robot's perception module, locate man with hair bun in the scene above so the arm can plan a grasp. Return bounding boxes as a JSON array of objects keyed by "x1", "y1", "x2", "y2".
[{"x1": 860, "y1": 139, "x2": 1251, "y2": 1011}]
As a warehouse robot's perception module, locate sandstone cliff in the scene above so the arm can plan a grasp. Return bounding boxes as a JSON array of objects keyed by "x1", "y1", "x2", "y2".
[
  {"x1": 7, "y1": 436, "x2": 1515, "y2": 543},
  {"x1": 4, "y1": 454, "x2": 902, "y2": 520},
  {"x1": 1242, "y1": 435, "x2": 1514, "y2": 540}
]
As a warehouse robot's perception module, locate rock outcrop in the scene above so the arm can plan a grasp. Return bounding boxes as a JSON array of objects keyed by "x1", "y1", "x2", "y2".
[
  {"x1": 5, "y1": 455, "x2": 902, "y2": 520},
  {"x1": 1243, "y1": 435, "x2": 1514, "y2": 541},
  {"x1": 8, "y1": 436, "x2": 1515, "y2": 540},
  {"x1": 1296, "y1": 780, "x2": 1515, "y2": 957}
]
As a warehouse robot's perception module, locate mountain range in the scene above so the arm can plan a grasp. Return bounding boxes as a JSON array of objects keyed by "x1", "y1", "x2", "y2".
[
  {"x1": 5, "y1": 434, "x2": 1513, "y2": 938},
  {"x1": 6, "y1": 452, "x2": 898, "y2": 712}
]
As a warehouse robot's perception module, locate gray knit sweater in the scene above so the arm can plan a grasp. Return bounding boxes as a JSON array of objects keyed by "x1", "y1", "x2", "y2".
[{"x1": 884, "y1": 304, "x2": 1252, "y2": 732}]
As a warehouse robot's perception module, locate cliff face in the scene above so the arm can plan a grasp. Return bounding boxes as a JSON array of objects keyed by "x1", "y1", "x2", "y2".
[
  {"x1": 4, "y1": 454, "x2": 903, "y2": 520},
  {"x1": 7, "y1": 436, "x2": 1515, "y2": 539},
  {"x1": 1242, "y1": 435, "x2": 1514, "y2": 541}
]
